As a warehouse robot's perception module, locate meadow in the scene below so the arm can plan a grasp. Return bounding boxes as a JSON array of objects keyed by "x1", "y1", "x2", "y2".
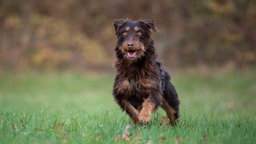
[{"x1": 0, "y1": 69, "x2": 255, "y2": 144}]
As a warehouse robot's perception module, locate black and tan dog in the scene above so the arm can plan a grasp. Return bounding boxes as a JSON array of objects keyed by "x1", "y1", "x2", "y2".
[{"x1": 112, "y1": 19, "x2": 179, "y2": 125}]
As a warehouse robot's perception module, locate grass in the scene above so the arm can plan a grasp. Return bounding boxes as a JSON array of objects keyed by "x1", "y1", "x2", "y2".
[{"x1": 0, "y1": 69, "x2": 255, "y2": 143}]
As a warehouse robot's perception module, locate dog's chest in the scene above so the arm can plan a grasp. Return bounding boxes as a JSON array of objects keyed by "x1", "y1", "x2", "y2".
[{"x1": 127, "y1": 77, "x2": 159, "y2": 95}]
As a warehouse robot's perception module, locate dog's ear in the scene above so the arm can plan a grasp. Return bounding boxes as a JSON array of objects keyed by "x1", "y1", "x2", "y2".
[
  {"x1": 113, "y1": 19, "x2": 128, "y2": 34},
  {"x1": 140, "y1": 19, "x2": 158, "y2": 32}
]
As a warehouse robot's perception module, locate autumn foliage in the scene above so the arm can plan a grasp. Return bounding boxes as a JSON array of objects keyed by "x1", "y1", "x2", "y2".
[{"x1": 0, "y1": 0, "x2": 255, "y2": 71}]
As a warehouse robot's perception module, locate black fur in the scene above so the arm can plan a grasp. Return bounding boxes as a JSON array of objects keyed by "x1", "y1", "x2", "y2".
[{"x1": 112, "y1": 19, "x2": 179, "y2": 124}]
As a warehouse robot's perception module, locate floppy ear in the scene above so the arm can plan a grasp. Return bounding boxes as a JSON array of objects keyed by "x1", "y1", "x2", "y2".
[
  {"x1": 140, "y1": 19, "x2": 158, "y2": 32},
  {"x1": 113, "y1": 19, "x2": 128, "y2": 34}
]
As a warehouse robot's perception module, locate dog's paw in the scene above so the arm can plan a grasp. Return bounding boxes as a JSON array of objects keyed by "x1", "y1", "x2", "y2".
[
  {"x1": 138, "y1": 114, "x2": 151, "y2": 124},
  {"x1": 131, "y1": 119, "x2": 140, "y2": 124}
]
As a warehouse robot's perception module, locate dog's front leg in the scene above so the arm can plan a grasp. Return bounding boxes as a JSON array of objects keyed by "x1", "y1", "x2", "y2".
[
  {"x1": 138, "y1": 98, "x2": 156, "y2": 124},
  {"x1": 114, "y1": 79, "x2": 140, "y2": 123},
  {"x1": 120, "y1": 100, "x2": 140, "y2": 124}
]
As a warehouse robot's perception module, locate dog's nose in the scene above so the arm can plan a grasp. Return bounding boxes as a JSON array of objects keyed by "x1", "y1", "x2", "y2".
[{"x1": 127, "y1": 42, "x2": 134, "y2": 47}]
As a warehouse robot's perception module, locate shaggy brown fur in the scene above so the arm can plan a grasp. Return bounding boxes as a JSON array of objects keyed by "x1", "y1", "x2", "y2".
[{"x1": 112, "y1": 19, "x2": 179, "y2": 124}]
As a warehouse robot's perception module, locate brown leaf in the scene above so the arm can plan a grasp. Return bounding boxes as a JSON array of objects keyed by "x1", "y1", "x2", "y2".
[
  {"x1": 146, "y1": 140, "x2": 153, "y2": 144},
  {"x1": 53, "y1": 123, "x2": 61, "y2": 131},
  {"x1": 96, "y1": 136, "x2": 101, "y2": 141},
  {"x1": 122, "y1": 135, "x2": 131, "y2": 141},
  {"x1": 121, "y1": 124, "x2": 132, "y2": 141},
  {"x1": 175, "y1": 137, "x2": 183, "y2": 144},
  {"x1": 113, "y1": 135, "x2": 120, "y2": 141},
  {"x1": 134, "y1": 133, "x2": 142, "y2": 140},
  {"x1": 12, "y1": 123, "x2": 18, "y2": 131},
  {"x1": 62, "y1": 131, "x2": 67, "y2": 143},
  {"x1": 52, "y1": 123, "x2": 67, "y2": 143},
  {"x1": 160, "y1": 136, "x2": 167, "y2": 142},
  {"x1": 52, "y1": 123, "x2": 64, "y2": 131}
]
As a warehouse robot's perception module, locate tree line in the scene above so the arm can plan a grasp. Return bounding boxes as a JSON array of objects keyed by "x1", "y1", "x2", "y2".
[{"x1": 0, "y1": 0, "x2": 255, "y2": 71}]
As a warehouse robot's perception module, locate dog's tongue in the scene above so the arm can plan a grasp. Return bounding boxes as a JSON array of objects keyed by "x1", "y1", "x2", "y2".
[{"x1": 127, "y1": 51, "x2": 136, "y2": 58}]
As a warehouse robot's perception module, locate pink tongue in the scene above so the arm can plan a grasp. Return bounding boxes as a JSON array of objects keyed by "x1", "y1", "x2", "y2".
[{"x1": 128, "y1": 52, "x2": 136, "y2": 57}]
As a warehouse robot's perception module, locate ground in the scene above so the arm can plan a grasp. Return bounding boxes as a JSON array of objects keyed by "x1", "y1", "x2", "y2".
[{"x1": 0, "y1": 69, "x2": 255, "y2": 143}]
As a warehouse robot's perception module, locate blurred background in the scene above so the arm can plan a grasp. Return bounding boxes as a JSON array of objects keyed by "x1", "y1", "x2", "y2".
[
  {"x1": 0, "y1": 0, "x2": 255, "y2": 72},
  {"x1": 0, "y1": 0, "x2": 255, "y2": 115}
]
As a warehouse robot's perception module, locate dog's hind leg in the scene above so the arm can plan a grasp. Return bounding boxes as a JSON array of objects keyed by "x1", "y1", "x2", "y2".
[
  {"x1": 161, "y1": 81, "x2": 179, "y2": 125},
  {"x1": 161, "y1": 99, "x2": 178, "y2": 125}
]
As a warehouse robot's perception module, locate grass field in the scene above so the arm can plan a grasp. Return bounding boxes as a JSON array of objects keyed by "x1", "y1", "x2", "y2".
[{"x1": 0, "y1": 69, "x2": 255, "y2": 144}]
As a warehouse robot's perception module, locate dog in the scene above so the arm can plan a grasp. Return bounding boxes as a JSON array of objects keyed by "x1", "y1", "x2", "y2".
[{"x1": 112, "y1": 19, "x2": 179, "y2": 125}]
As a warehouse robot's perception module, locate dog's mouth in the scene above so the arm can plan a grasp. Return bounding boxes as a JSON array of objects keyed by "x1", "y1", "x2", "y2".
[{"x1": 127, "y1": 50, "x2": 137, "y2": 58}]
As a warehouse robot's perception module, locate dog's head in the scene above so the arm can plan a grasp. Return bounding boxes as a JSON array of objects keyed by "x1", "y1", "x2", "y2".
[{"x1": 114, "y1": 19, "x2": 157, "y2": 61}]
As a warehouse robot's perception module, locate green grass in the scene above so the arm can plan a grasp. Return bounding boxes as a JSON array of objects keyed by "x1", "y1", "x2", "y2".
[{"x1": 0, "y1": 69, "x2": 255, "y2": 144}]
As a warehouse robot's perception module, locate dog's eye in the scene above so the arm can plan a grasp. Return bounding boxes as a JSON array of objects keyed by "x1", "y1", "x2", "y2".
[
  {"x1": 137, "y1": 31, "x2": 142, "y2": 36},
  {"x1": 122, "y1": 32, "x2": 127, "y2": 37}
]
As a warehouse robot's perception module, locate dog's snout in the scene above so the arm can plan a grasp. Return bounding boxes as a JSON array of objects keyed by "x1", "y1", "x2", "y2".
[{"x1": 127, "y1": 42, "x2": 134, "y2": 47}]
